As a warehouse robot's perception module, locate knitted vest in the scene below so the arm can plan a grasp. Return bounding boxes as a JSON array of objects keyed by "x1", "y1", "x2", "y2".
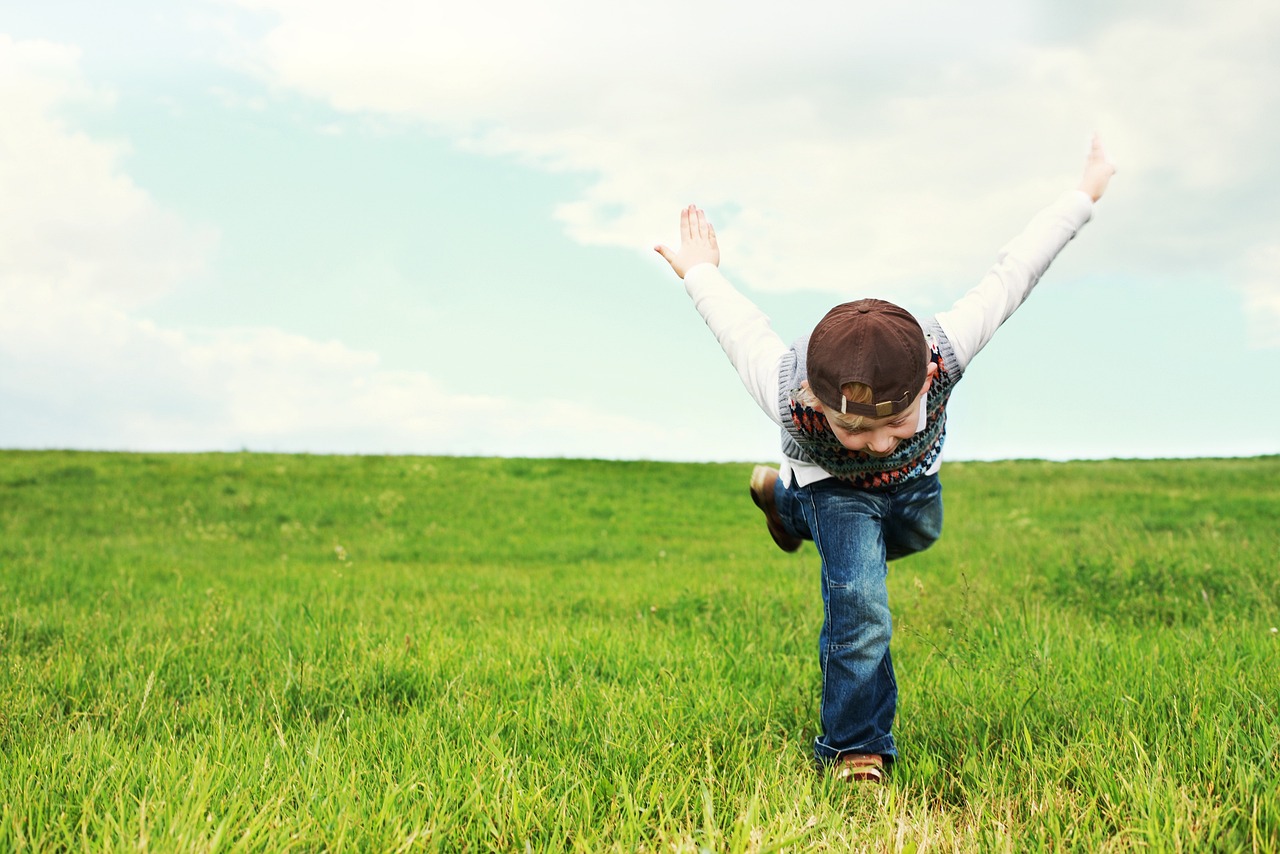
[{"x1": 778, "y1": 317, "x2": 963, "y2": 490}]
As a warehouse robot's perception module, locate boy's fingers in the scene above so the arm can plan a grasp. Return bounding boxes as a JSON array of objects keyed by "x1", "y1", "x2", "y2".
[
  {"x1": 654, "y1": 244, "x2": 673, "y2": 262},
  {"x1": 676, "y1": 204, "x2": 714, "y2": 246},
  {"x1": 1089, "y1": 134, "x2": 1113, "y2": 166}
]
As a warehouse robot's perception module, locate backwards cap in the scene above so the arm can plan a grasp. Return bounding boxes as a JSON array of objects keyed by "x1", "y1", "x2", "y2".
[{"x1": 807, "y1": 299, "x2": 927, "y2": 418}]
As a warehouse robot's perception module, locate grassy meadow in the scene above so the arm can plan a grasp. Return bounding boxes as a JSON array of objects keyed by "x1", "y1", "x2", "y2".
[{"x1": 1, "y1": 450, "x2": 1278, "y2": 852}]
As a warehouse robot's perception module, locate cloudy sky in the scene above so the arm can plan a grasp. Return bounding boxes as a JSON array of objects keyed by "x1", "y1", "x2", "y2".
[{"x1": 2, "y1": 0, "x2": 1277, "y2": 463}]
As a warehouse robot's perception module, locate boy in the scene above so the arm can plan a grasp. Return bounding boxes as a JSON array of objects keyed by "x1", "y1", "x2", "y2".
[{"x1": 654, "y1": 137, "x2": 1115, "y2": 783}]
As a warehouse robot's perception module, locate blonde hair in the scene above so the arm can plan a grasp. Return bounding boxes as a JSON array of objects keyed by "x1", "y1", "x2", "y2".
[{"x1": 796, "y1": 381, "x2": 875, "y2": 432}]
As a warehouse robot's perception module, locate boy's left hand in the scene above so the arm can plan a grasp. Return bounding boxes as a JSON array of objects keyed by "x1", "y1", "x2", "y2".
[
  {"x1": 1078, "y1": 134, "x2": 1116, "y2": 202},
  {"x1": 655, "y1": 205, "x2": 720, "y2": 279}
]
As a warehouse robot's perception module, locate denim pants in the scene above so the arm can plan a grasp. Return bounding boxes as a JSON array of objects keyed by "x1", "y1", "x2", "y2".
[{"x1": 773, "y1": 471, "x2": 943, "y2": 762}]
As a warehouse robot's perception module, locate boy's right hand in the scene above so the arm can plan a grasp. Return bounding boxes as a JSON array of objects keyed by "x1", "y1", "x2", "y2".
[{"x1": 654, "y1": 204, "x2": 720, "y2": 279}]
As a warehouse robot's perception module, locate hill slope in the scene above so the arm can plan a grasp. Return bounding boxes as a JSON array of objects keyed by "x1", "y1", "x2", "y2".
[{"x1": 2, "y1": 451, "x2": 1277, "y2": 851}]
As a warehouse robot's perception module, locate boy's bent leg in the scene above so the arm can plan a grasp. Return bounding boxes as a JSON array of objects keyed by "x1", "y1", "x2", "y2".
[
  {"x1": 770, "y1": 469, "x2": 812, "y2": 544},
  {"x1": 799, "y1": 482, "x2": 897, "y2": 763},
  {"x1": 884, "y1": 474, "x2": 944, "y2": 561}
]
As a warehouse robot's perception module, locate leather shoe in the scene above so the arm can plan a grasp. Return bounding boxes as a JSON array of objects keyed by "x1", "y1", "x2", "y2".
[
  {"x1": 831, "y1": 753, "x2": 885, "y2": 784},
  {"x1": 749, "y1": 466, "x2": 802, "y2": 553}
]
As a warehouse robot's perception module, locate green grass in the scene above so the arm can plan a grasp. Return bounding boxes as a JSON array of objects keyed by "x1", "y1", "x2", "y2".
[{"x1": 1, "y1": 450, "x2": 1277, "y2": 852}]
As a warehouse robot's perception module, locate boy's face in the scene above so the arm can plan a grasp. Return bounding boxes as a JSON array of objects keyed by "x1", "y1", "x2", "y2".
[{"x1": 805, "y1": 362, "x2": 937, "y2": 458}]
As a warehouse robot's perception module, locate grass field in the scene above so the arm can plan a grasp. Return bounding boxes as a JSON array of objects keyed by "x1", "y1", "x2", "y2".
[{"x1": 1, "y1": 450, "x2": 1278, "y2": 852}]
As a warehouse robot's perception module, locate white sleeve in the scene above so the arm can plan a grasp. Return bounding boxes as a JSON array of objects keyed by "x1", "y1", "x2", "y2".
[
  {"x1": 935, "y1": 190, "x2": 1094, "y2": 372},
  {"x1": 683, "y1": 263, "x2": 788, "y2": 426}
]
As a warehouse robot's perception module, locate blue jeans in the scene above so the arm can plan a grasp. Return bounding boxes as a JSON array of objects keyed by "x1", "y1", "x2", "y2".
[{"x1": 773, "y1": 472, "x2": 943, "y2": 763}]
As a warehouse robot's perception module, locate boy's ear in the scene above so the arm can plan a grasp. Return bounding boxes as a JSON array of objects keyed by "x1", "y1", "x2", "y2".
[
  {"x1": 920, "y1": 361, "x2": 938, "y2": 395},
  {"x1": 800, "y1": 379, "x2": 824, "y2": 412}
]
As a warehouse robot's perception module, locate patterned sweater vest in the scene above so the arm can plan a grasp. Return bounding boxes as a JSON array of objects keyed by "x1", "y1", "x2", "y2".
[{"x1": 777, "y1": 317, "x2": 962, "y2": 490}]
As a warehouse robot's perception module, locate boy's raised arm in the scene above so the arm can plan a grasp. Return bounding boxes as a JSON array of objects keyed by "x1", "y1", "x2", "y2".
[
  {"x1": 935, "y1": 135, "x2": 1115, "y2": 372},
  {"x1": 658, "y1": 204, "x2": 788, "y2": 425}
]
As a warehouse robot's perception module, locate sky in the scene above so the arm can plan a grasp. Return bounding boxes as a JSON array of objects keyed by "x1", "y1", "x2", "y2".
[{"x1": 2, "y1": 0, "x2": 1278, "y2": 463}]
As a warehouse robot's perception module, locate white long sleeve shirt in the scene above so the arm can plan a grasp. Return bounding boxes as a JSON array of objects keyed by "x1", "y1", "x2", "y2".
[{"x1": 682, "y1": 190, "x2": 1094, "y2": 486}]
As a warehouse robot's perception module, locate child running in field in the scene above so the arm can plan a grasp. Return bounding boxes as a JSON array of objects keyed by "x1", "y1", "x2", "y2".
[{"x1": 654, "y1": 137, "x2": 1115, "y2": 782}]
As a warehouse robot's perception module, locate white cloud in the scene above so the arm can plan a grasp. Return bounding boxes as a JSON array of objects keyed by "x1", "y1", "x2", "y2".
[
  {"x1": 0, "y1": 287, "x2": 688, "y2": 456},
  {"x1": 0, "y1": 35, "x2": 214, "y2": 309},
  {"x1": 225, "y1": 0, "x2": 1280, "y2": 338},
  {"x1": 1241, "y1": 244, "x2": 1280, "y2": 349},
  {"x1": 0, "y1": 32, "x2": 704, "y2": 458}
]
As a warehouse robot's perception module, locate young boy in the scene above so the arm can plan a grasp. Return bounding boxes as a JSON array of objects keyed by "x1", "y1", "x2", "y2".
[{"x1": 654, "y1": 137, "x2": 1115, "y2": 783}]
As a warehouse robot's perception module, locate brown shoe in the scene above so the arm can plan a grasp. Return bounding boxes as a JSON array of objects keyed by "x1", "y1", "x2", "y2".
[
  {"x1": 831, "y1": 753, "x2": 885, "y2": 784},
  {"x1": 749, "y1": 466, "x2": 802, "y2": 553}
]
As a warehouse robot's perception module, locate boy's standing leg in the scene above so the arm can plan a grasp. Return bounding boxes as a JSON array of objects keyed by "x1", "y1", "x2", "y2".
[{"x1": 765, "y1": 471, "x2": 943, "y2": 775}]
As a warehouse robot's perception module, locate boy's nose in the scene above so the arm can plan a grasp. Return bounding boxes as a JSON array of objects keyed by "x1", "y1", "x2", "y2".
[{"x1": 867, "y1": 432, "x2": 897, "y2": 453}]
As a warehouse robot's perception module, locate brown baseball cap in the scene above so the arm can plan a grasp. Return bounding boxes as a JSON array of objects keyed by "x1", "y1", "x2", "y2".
[{"x1": 807, "y1": 299, "x2": 928, "y2": 418}]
